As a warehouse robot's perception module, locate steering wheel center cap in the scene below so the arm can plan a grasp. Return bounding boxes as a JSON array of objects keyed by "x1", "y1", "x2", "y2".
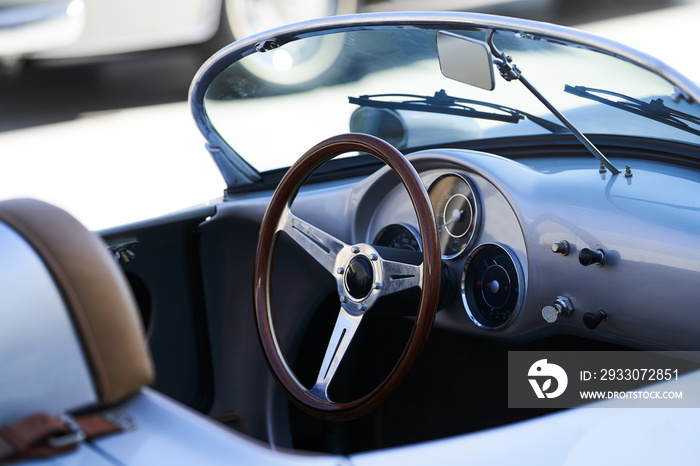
[{"x1": 344, "y1": 256, "x2": 374, "y2": 300}]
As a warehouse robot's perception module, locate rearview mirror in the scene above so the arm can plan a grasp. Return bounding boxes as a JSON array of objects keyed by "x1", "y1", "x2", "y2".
[{"x1": 437, "y1": 31, "x2": 495, "y2": 91}]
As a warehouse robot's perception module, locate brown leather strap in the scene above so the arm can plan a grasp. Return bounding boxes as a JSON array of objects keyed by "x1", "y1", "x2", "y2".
[
  {"x1": 0, "y1": 412, "x2": 128, "y2": 461},
  {"x1": 75, "y1": 415, "x2": 124, "y2": 440},
  {"x1": 0, "y1": 413, "x2": 69, "y2": 459}
]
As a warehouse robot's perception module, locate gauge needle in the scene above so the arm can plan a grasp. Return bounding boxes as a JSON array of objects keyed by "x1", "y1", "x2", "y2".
[{"x1": 443, "y1": 209, "x2": 464, "y2": 227}]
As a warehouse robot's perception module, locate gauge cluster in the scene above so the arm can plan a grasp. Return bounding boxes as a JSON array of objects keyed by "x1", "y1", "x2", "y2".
[
  {"x1": 428, "y1": 174, "x2": 479, "y2": 259},
  {"x1": 373, "y1": 224, "x2": 421, "y2": 251},
  {"x1": 461, "y1": 243, "x2": 522, "y2": 330},
  {"x1": 370, "y1": 170, "x2": 526, "y2": 332},
  {"x1": 287, "y1": 145, "x2": 700, "y2": 353}
]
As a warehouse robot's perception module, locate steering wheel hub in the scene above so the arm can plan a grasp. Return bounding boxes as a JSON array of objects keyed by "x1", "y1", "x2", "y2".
[{"x1": 344, "y1": 255, "x2": 374, "y2": 300}]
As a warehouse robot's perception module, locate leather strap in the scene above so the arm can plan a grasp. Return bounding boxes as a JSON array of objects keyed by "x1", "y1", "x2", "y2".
[{"x1": 0, "y1": 411, "x2": 129, "y2": 461}]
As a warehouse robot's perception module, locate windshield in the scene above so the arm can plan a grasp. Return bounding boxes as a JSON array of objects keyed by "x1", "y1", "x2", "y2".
[{"x1": 203, "y1": 27, "x2": 700, "y2": 173}]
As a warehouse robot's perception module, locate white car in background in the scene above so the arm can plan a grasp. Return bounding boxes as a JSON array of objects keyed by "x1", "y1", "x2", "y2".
[{"x1": 0, "y1": 0, "x2": 358, "y2": 68}]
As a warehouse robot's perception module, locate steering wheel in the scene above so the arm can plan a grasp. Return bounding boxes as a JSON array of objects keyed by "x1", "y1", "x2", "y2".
[{"x1": 254, "y1": 133, "x2": 441, "y2": 420}]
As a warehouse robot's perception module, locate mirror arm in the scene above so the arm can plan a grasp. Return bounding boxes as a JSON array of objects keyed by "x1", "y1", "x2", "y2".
[{"x1": 486, "y1": 30, "x2": 621, "y2": 175}]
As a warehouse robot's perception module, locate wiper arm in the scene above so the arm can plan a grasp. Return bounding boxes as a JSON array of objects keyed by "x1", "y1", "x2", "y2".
[
  {"x1": 486, "y1": 30, "x2": 620, "y2": 175},
  {"x1": 348, "y1": 90, "x2": 569, "y2": 134},
  {"x1": 565, "y1": 85, "x2": 700, "y2": 138}
]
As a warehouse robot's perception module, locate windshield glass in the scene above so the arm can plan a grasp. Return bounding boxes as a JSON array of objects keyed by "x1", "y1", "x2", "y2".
[{"x1": 203, "y1": 27, "x2": 700, "y2": 173}]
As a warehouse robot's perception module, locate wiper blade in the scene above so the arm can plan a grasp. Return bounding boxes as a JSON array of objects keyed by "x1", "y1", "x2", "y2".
[
  {"x1": 565, "y1": 85, "x2": 700, "y2": 138},
  {"x1": 349, "y1": 90, "x2": 569, "y2": 134}
]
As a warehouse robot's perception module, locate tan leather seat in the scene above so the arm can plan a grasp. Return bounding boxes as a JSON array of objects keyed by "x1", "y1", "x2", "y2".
[{"x1": 0, "y1": 198, "x2": 153, "y2": 421}]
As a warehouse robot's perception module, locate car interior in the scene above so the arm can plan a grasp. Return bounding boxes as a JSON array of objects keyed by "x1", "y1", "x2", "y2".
[{"x1": 3, "y1": 12, "x2": 700, "y2": 464}]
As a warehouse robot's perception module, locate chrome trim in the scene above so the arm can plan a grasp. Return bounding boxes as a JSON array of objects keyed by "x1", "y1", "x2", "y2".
[
  {"x1": 47, "y1": 414, "x2": 86, "y2": 448},
  {"x1": 309, "y1": 306, "x2": 362, "y2": 400},
  {"x1": 277, "y1": 206, "x2": 347, "y2": 275},
  {"x1": 333, "y1": 242, "x2": 422, "y2": 307},
  {"x1": 461, "y1": 242, "x2": 524, "y2": 331},
  {"x1": 442, "y1": 194, "x2": 472, "y2": 239},
  {"x1": 278, "y1": 208, "x2": 423, "y2": 309},
  {"x1": 428, "y1": 173, "x2": 480, "y2": 260},
  {"x1": 189, "y1": 12, "x2": 700, "y2": 188},
  {"x1": 300, "y1": 238, "x2": 422, "y2": 400}
]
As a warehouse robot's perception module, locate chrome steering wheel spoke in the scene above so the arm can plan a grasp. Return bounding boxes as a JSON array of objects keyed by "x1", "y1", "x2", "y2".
[
  {"x1": 277, "y1": 206, "x2": 347, "y2": 275},
  {"x1": 378, "y1": 259, "x2": 422, "y2": 295},
  {"x1": 309, "y1": 305, "x2": 363, "y2": 401},
  {"x1": 333, "y1": 243, "x2": 423, "y2": 313}
]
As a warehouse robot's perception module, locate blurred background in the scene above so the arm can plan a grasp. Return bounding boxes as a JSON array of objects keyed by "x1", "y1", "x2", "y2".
[{"x1": 1, "y1": 0, "x2": 699, "y2": 230}]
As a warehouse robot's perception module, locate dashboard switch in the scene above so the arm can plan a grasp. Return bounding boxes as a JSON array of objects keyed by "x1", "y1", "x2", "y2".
[
  {"x1": 583, "y1": 310, "x2": 606, "y2": 329},
  {"x1": 551, "y1": 240, "x2": 570, "y2": 256},
  {"x1": 579, "y1": 248, "x2": 605, "y2": 267},
  {"x1": 541, "y1": 296, "x2": 574, "y2": 323}
]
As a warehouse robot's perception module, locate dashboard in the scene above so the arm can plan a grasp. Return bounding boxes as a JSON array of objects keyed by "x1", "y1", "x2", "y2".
[
  {"x1": 184, "y1": 144, "x2": 700, "y2": 446},
  {"x1": 288, "y1": 147, "x2": 700, "y2": 352},
  {"x1": 366, "y1": 167, "x2": 525, "y2": 332}
]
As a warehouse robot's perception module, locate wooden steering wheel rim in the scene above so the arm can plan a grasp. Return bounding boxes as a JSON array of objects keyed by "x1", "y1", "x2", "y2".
[{"x1": 254, "y1": 133, "x2": 441, "y2": 420}]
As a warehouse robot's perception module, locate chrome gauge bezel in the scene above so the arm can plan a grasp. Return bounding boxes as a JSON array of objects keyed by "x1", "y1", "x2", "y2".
[
  {"x1": 461, "y1": 243, "x2": 524, "y2": 331},
  {"x1": 372, "y1": 223, "x2": 422, "y2": 251},
  {"x1": 427, "y1": 173, "x2": 480, "y2": 259}
]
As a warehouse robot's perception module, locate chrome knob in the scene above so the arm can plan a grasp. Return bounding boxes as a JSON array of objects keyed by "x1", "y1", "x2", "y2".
[
  {"x1": 551, "y1": 240, "x2": 570, "y2": 256},
  {"x1": 542, "y1": 296, "x2": 574, "y2": 323}
]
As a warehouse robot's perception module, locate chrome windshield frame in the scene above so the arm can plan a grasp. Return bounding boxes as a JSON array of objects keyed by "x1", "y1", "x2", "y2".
[{"x1": 190, "y1": 11, "x2": 700, "y2": 189}]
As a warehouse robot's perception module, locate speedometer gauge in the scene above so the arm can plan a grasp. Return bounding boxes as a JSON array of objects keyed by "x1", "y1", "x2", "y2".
[
  {"x1": 428, "y1": 174, "x2": 480, "y2": 258},
  {"x1": 373, "y1": 224, "x2": 421, "y2": 251}
]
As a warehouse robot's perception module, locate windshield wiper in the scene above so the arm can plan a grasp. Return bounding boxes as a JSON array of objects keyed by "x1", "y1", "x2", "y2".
[
  {"x1": 484, "y1": 31, "x2": 620, "y2": 175},
  {"x1": 565, "y1": 85, "x2": 700, "y2": 138},
  {"x1": 349, "y1": 90, "x2": 569, "y2": 134}
]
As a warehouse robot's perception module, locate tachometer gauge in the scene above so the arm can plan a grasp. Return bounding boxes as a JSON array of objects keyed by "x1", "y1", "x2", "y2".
[
  {"x1": 373, "y1": 224, "x2": 421, "y2": 251},
  {"x1": 428, "y1": 174, "x2": 479, "y2": 258},
  {"x1": 462, "y1": 243, "x2": 522, "y2": 330}
]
